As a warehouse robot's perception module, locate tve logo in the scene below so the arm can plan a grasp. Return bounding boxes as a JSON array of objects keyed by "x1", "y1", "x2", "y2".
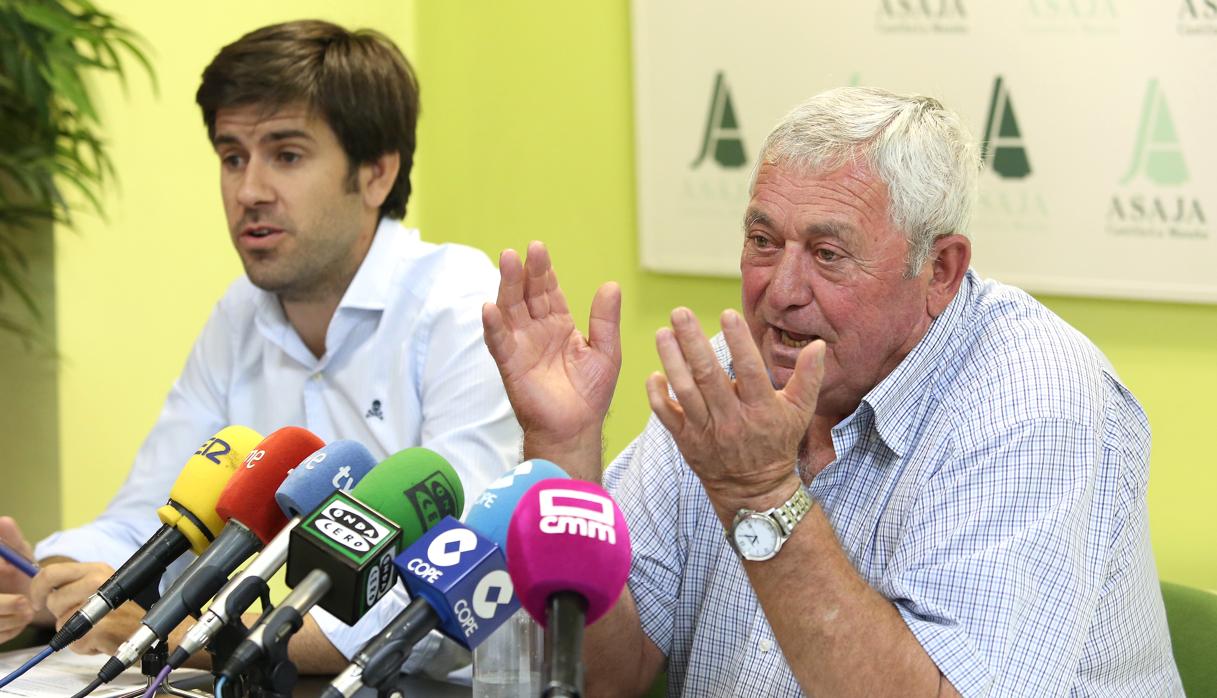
[
  {"x1": 396, "y1": 517, "x2": 520, "y2": 649},
  {"x1": 314, "y1": 499, "x2": 391, "y2": 554},
  {"x1": 538, "y1": 488, "x2": 617, "y2": 545}
]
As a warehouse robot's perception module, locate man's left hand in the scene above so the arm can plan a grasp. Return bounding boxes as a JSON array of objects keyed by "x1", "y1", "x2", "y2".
[
  {"x1": 66, "y1": 600, "x2": 145, "y2": 655},
  {"x1": 645, "y1": 308, "x2": 825, "y2": 514}
]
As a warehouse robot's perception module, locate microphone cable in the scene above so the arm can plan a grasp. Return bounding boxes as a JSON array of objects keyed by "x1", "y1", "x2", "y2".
[
  {"x1": 69, "y1": 675, "x2": 104, "y2": 698},
  {"x1": 0, "y1": 646, "x2": 53, "y2": 689},
  {"x1": 142, "y1": 664, "x2": 173, "y2": 698}
]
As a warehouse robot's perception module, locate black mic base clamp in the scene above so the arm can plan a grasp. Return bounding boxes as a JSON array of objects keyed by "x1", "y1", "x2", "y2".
[{"x1": 109, "y1": 642, "x2": 206, "y2": 698}]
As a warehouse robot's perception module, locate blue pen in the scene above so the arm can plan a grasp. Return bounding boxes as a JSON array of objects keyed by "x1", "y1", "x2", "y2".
[{"x1": 0, "y1": 538, "x2": 38, "y2": 577}]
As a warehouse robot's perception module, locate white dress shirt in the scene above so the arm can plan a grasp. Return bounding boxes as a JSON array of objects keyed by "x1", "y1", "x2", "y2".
[{"x1": 37, "y1": 217, "x2": 521, "y2": 668}]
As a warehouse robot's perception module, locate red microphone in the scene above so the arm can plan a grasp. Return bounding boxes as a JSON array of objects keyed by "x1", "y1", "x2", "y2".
[{"x1": 507, "y1": 478, "x2": 631, "y2": 697}]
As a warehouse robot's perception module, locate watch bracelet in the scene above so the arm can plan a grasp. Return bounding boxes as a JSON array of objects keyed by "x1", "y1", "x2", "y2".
[{"x1": 773, "y1": 486, "x2": 813, "y2": 536}]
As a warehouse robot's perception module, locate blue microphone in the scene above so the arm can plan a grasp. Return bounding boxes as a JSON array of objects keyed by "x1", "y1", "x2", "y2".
[{"x1": 322, "y1": 459, "x2": 569, "y2": 698}]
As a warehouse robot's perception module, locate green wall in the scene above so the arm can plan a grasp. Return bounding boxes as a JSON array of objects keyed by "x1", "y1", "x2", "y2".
[{"x1": 9, "y1": 1, "x2": 1212, "y2": 590}]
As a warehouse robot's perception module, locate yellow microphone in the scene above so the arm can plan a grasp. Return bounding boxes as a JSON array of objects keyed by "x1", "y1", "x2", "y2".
[
  {"x1": 50, "y1": 425, "x2": 263, "y2": 651},
  {"x1": 157, "y1": 426, "x2": 263, "y2": 553}
]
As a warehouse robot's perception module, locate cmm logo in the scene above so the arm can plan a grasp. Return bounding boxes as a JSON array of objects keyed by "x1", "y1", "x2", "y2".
[
  {"x1": 538, "y1": 488, "x2": 617, "y2": 544},
  {"x1": 1179, "y1": 0, "x2": 1217, "y2": 34},
  {"x1": 314, "y1": 500, "x2": 391, "y2": 554},
  {"x1": 982, "y1": 76, "x2": 1032, "y2": 179},
  {"x1": 1107, "y1": 80, "x2": 1207, "y2": 240},
  {"x1": 876, "y1": 0, "x2": 968, "y2": 32},
  {"x1": 691, "y1": 71, "x2": 747, "y2": 170}
]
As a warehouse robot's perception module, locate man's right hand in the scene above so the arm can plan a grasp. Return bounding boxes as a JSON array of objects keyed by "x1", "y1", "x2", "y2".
[
  {"x1": 0, "y1": 517, "x2": 38, "y2": 643},
  {"x1": 481, "y1": 242, "x2": 622, "y2": 481}
]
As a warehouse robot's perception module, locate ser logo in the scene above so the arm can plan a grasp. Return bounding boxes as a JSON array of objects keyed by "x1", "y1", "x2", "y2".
[
  {"x1": 538, "y1": 489, "x2": 617, "y2": 544},
  {"x1": 314, "y1": 500, "x2": 390, "y2": 554},
  {"x1": 404, "y1": 472, "x2": 461, "y2": 529}
]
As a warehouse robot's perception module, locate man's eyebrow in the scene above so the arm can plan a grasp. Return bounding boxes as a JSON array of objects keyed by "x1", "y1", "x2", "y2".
[
  {"x1": 211, "y1": 129, "x2": 315, "y2": 148},
  {"x1": 744, "y1": 208, "x2": 771, "y2": 230},
  {"x1": 804, "y1": 220, "x2": 858, "y2": 241},
  {"x1": 743, "y1": 210, "x2": 858, "y2": 241}
]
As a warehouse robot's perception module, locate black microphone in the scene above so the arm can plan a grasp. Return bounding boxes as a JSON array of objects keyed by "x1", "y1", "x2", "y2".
[{"x1": 218, "y1": 569, "x2": 331, "y2": 683}]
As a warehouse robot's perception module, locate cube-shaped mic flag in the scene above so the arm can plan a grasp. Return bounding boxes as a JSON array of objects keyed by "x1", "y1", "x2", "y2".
[
  {"x1": 397, "y1": 516, "x2": 519, "y2": 650},
  {"x1": 287, "y1": 491, "x2": 402, "y2": 625}
]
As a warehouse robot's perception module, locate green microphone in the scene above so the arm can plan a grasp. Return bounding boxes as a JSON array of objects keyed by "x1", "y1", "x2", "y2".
[{"x1": 284, "y1": 447, "x2": 465, "y2": 625}]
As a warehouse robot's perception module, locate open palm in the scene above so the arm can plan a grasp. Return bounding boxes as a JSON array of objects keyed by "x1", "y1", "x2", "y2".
[{"x1": 483, "y1": 243, "x2": 622, "y2": 450}]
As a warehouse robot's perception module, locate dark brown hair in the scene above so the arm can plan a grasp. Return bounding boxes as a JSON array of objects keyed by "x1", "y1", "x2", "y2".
[{"x1": 196, "y1": 20, "x2": 419, "y2": 219}]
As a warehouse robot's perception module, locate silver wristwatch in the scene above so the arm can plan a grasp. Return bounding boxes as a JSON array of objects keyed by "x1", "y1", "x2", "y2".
[{"x1": 727, "y1": 485, "x2": 813, "y2": 561}]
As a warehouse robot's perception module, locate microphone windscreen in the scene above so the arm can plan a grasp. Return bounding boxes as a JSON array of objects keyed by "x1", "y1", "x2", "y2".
[
  {"x1": 275, "y1": 440, "x2": 377, "y2": 519},
  {"x1": 215, "y1": 427, "x2": 325, "y2": 543},
  {"x1": 507, "y1": 479, "x2": 631, "y2": 626},
  {"x1": 351, "y1": 447, "x2": 464, "y2": 544},
  {"x1": 158, "y1": 425, "x2": 263, "y2": 554},
  {"x1": 465, "y1": 459, "x2": 570, "y2": 550}
]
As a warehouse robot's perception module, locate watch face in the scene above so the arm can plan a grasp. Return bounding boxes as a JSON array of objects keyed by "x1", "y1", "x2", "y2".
[{"x1": 732, "y1": 515, "x2": 781, "y2": 560}]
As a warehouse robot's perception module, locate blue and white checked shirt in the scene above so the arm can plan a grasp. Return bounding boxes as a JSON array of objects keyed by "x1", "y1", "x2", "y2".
[{"x1": 603, "y1": 271, "x2": 1182, "y2": 697}]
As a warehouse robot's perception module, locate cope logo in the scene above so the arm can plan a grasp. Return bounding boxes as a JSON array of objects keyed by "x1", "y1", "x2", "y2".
[
  {"x1": 538, "y1": 489, "x2": 617, "y2": 544},
  {"x1": 404, "y1": 528, "x2": 478, "y2": 584},
  {"x1": 454, "y1": 570, "x2": 515, "y2": 638},
  {"x1": 313, "y1": 500, "x2": 390, "y2": 554},
  {"x1": 404, "y1": 472, "x2": 460, "y2": 529}
]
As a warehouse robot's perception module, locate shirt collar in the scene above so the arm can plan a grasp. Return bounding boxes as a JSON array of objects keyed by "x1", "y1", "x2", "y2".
[
  {"x1": 338, "y1": 217, "x2": 417, "y2": 311},
  {"x1": 857, "y1": 270, "x2": 976, "y2": 457}
]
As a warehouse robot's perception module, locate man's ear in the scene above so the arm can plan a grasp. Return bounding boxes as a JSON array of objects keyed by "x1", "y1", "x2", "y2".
[
  {"x1": 926, "y1": 234, "x2": 971, "y2": 317},
  {"x1": 359, "y1": 151, "x2": 401, "y2": 210}
]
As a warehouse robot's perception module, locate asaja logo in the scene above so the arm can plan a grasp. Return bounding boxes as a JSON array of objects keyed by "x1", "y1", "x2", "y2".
[
  {"x1": 876, "y1": 0, "x2": 968, "y2": 33},
  {"x1": 974, "y1": 76, "x2": 1048, "y2": 233},
  {"x1": 982, "y1": 76, "x2": 1032, "y2": 179},
  {"x1": 1108, "y1": 80, "x2": 1207, "y2": 240},
  {"x1": 1023, "y1": 0, "x2": 1118, "y2": 34},
  {"x1": 1179, "y1": 0, "x2": 1217, "y2": 34},
  {"x1": 1120, "y1": 79, "x2": 1187, "y2": 186},
  {"x1": 691, "y1": 71, "x2": 746, "y2": 170}
]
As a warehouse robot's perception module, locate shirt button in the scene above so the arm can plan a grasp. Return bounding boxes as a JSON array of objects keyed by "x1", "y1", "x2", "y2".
[{"x1": 759, "y1": 639, "x2": 772, "y2": 653}]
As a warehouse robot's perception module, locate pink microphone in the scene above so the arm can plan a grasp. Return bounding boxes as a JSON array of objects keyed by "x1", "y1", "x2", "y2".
[{"x1": 507, "y1": 478, "x2": 631, "y2": 697}]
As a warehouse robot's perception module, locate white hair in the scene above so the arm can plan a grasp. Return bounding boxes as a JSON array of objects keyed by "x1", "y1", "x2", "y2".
[{"x1": 751, "y1": 86, "x2": 979, "y2": 276}]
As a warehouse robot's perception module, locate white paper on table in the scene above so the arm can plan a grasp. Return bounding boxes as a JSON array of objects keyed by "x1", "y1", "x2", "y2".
[{"x1": 0, "y1": 646, "x2": 209, "y2": 697}]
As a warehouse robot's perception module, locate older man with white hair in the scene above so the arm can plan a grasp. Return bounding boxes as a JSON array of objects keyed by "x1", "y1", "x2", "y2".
[{"x1": 483, "y1": 87, "x2": 1182, "y2": 696}]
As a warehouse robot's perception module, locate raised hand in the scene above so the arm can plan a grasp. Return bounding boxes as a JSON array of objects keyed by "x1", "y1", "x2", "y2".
[
  {"x1": 645, "y1": 308, "x2": 825, "y2": 516},
  {"x1": 482, "y1": 242, "x2": 621, "y2": 480}
]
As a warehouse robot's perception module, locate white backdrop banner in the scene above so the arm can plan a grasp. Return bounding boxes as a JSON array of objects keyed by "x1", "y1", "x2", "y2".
[{"x1": 631, "y1": 1, "x2": 1217, "y2": 303}]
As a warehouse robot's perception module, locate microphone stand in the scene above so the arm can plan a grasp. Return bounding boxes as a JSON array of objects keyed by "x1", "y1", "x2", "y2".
[
  {"x1": 242, "y1": 611, "x2": 299, "y2": 698},
  {"x1": 207, "y1": 582, "x2": 275, "y2": 698}
]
